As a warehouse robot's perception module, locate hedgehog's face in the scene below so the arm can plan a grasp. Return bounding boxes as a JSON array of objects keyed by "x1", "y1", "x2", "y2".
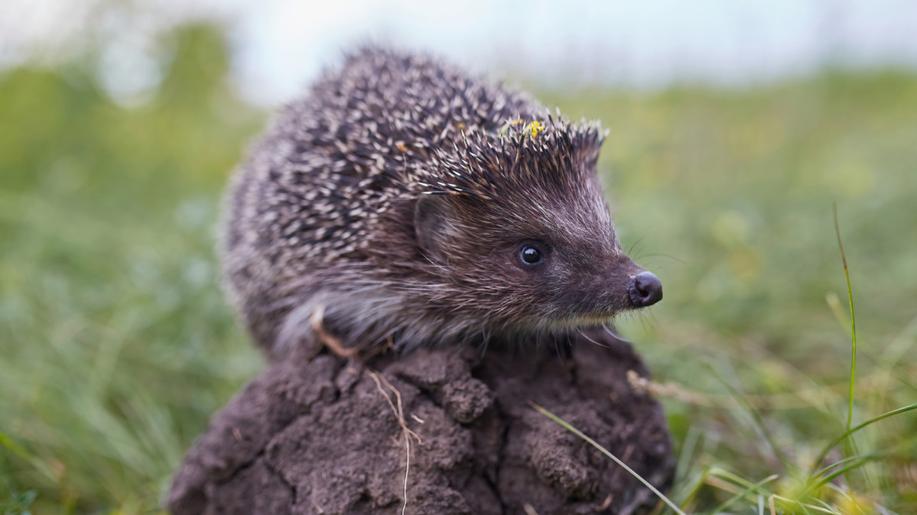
[{"x1": 413, "y1": 172, "x2": 662, "y2": 332}]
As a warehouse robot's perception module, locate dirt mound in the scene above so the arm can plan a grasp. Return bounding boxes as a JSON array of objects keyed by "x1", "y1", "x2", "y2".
[{"x1": 168, "y1": 329, "x2": 674, "y2": 514}]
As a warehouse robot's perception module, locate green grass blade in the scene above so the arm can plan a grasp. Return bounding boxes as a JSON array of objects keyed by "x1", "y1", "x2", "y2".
[
  {"x1": 811, "y1": 402, "x2": 917, "y2": 469},
  {"x1": 833, "y1": 204, "x2": 857, "y2": 436},
  {"x1": 674, "y1": 426, "x2": 701, "y2": 482},
  {"x1": 808, "y1": 454, "x2": 884, "y2": 492},
  {"x1": 669, "y1": 470, "x2": 706, "y2": 511},
  {"x1": 811, "y1": 452, "x2": 884, "y2": 480},
  {"x1": 532, "y1": 402, "x2": 686, "y2": 515},
  {"x1": 709, "y1": 473, "x2": 778, "y2": 514},
  {"x1": 771, "y1": 494, "x2": 839, "y2": 515}
]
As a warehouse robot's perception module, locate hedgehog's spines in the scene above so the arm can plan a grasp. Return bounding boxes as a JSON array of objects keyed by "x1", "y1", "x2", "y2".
[{"x1": 223, "y1": 45, "x2": 612, "y2": 357}]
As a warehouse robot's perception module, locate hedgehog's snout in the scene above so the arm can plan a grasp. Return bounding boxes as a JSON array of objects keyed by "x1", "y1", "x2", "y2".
[{"x1": 628, "y1": 271, "x2": 663, "y2": 308}]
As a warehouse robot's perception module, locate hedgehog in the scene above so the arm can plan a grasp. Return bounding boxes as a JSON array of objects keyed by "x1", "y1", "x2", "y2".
[{"x1": 222, "y1": 46, "x2": 663, "y2": 360}]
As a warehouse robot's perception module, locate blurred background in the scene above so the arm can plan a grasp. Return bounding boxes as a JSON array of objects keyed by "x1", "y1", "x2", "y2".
[{"x1": 1, "y1": 0, "x2": 915, "y2": 512}]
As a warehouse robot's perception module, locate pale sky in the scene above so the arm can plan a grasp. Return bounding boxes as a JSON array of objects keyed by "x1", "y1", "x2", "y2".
[{"x1": 2, "y1": 0, "x2": 917, "y2": 105}]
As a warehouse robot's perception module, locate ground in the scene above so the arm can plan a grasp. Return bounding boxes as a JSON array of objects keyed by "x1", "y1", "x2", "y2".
[{"x1": 168, "y1": 331, "x2": 673, "y2": 514}]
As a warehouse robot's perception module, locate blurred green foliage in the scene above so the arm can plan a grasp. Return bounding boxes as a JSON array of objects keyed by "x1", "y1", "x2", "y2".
[
  {"x1": 1, "y1": 22, "x2": 915, "y2": 514},
  {"x1": 0, "y1": 25, "x2": 263, "y2": 512}
]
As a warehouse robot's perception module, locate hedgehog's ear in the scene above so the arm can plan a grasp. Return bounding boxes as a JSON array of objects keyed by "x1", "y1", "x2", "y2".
[{"x1": 414, "y1": 194, "x2": 453, "y2": 263}]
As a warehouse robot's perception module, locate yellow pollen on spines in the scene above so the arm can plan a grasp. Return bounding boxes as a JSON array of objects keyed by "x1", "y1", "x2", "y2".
[
  {"x1": 527, "y1": 120, "x2": 545, "y2": 138},
  {"x1": 500, "y1": 118, "x2": 545, "y2": 138}
]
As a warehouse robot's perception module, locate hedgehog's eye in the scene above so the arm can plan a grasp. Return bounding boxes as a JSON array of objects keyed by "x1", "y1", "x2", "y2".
[{"x1": 518, "y1": 243, "x2": 544, "y2": 267}]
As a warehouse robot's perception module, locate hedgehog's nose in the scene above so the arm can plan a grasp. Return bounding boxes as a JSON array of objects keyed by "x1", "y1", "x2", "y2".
[{"x1": 629, "y1": 272, "x2": 663, "y2": 308}]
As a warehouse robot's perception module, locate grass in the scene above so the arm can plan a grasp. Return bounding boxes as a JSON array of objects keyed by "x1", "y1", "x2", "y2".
[
  {"x1": 834, "y1": 204, "x2": 858, "y2": 439},
  {"x1": 534, "y1": 219, "x2": 917, "y2": 512},
  {"x1": 1, "y1": 23, "x2": 916, "y2": 513}
]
